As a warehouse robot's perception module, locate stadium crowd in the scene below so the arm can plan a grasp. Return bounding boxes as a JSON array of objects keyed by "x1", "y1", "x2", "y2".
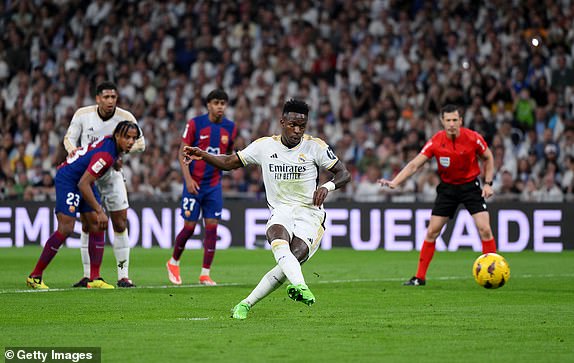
[{"x1": 0, "y1": 0, "x2": 573, "y2": 203}]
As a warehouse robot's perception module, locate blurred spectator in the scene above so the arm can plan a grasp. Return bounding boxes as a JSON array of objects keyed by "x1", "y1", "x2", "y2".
[
  {"x1": 0, "y1": 0, "x2": 572, "y2": 203},
  {"x1": 354, "y1": 165, "x2": 384, "y2": 203},
  {"x1": 493, "y1": 169, "x2": 520, "y2": 201},
  {"x1": 533, "y1": 172, "x2": 564, "y2": 202},
  {"x1": 416, "y1": 170, "x2": 439, "y2": 203},
  {"x1": 520, "y1": 178, "x2": 539, "y2": 202},
  {"x1": 513, "y1": 88, "x2": 536, "y2": 132},
  {"x1": 356, "y1": 140, "x2": 380, "y2": 174},
  {"x1": 562, "y1": 155, "x2": 574, "y2": 194},
  {"x1": 550, "y1": 55, "x2": 574, "y2": 94}
]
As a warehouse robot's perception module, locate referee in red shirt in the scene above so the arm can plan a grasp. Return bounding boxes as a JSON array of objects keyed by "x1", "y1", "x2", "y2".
[{"x1": 379, "y1": 104, "x2": 497, "y2": 286}]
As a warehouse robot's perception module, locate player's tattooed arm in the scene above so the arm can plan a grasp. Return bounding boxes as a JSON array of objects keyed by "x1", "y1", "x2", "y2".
[{"x1": 313, "y1": 160, "x2": 351, "y2": 206}]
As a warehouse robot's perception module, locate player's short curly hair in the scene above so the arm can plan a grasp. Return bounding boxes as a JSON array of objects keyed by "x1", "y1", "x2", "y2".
[
  {"x1": 96, "y1": 81, "x2": 117, "y2": 95},
  {"x1": 206, "y1": 89, "x2": 229, "y2": 103},
  {"x1": 282, "y1": 99, "x2": 309, "y2": 116}
]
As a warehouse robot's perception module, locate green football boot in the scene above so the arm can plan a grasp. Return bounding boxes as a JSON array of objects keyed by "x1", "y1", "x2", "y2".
[
  {"x1": 286, "y1": 283, "x2": 316, "y2": 306},
  {"x1": 231, "y1": 302, "x2": 251, "y2": 320}
]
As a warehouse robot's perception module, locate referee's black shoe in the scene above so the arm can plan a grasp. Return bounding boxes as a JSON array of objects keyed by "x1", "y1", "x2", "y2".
[
  {"x1": 403, "y1": 276, "x2": 426, "y2": 286},
  {"x1": 117, "y1": 278, "x2": 136, "y2": 288}
]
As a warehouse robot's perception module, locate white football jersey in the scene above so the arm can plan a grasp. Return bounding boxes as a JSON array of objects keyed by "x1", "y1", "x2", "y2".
[
  {"x1": 63, "y1": 105, "x2": 145, "y2": 153},
  {"x1": 237, "y1": 134, "x2": 339, "y2": 210}
]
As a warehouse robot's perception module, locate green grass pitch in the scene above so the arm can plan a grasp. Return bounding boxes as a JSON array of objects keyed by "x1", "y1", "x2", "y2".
[{"x1": 1, "y1": 247, "x2": 573, "y2": 362}]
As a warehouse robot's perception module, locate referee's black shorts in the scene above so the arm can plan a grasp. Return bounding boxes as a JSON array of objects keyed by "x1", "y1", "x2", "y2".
[{"x1": 432, "y1": 179, "x2": 488, "y2": 219}]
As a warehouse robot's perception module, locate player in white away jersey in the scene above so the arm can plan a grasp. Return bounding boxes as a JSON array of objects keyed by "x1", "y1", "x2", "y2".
[
  {"x1": 183, "y1": 99, "x2": 351, "y2": 319},
  {"x1": 63, "y1": 81, "x2": 145, "y2": 288}
]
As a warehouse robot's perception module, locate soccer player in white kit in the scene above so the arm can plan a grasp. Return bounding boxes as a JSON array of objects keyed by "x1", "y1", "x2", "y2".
[
  {"x1": 182, "y1": 99, "x2": 351, "y2": 319},
  {"x1": 63, "y1": 81, "x2": 145, "y2": 288}
]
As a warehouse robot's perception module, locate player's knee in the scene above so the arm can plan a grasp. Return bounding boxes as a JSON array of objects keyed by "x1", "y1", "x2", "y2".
[
  {"x1": 58, "y1": 224, "x2": 75, "y2": 238},
  {"x1": 87, "y1": 219, "x2": 106, "y2": 233},
  {"x1": 80, "y1": 217, "x2": 89, "y2": 233},
  {"x1": 266, "y1": 224, "x2": 290, "y2": 241},
  {"x1": 477, "y1": 225, "x2": 493, "y2": 239},
  {"x1": 56, "y1": 215, "x2": 75, "y2": 237},
  {"x1": 426, "y1": 230, "x2": 441, "y2": 240},
  {"x1": 111, "y1": 216, "x2": 127, "y2": 233}
]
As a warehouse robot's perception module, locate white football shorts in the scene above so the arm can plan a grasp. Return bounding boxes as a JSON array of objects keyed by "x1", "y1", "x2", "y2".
[
  {"x1": 95, "y1": 169, "x2": 129, "y2": 212},
  {"x1": 266, "y1": 204, "x2": 326, "y2": 260}
]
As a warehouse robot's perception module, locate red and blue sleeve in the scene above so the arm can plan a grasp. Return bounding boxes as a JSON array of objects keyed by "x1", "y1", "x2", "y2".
[
  {"x1": 229, "y1": 123, "x2": 238, "y2": 150},
  {"x1": 182, "y1": 119, "x2": 196, "y2": 145},
  {"x1": 86, "y1": 152, "x2": 114, "y2": 178}
]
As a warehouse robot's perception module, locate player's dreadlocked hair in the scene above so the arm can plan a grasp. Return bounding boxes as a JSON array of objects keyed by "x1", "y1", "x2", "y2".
[
  {"x1": 282, "y1": 99, "x2": 309, "y2": 116},
  {"x1": 113, "y1": 120, "x2": 141, "y2": 139},
  {"x1": 96, "y1": 81, "x2": 117, "y2": 95}
]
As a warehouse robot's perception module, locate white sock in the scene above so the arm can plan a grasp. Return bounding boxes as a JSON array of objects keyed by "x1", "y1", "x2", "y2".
[
  {"x1": 113, "y1": 230, "x2": 130, "y2": 280},
  {"x1": 271, "y1": 239, "x2": 305, "y2": 286},
  {"x1": 200, "y1": 267, "x2": 210, "y2": 276},
  {"x1": 80, "y1": 231, "x2": 90, "y2": 278},
  {"x1": 169, "y1": 257, "x2": 180, "y2": 266},
  {"x1": 243, "y1": 265, "x2": 286, "y2": 307}
]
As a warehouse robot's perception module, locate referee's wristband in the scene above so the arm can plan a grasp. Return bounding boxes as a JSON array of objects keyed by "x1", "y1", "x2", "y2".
[
  {"x1": 484, "y1": 180, "x2": 493, "y2": 186},
  {"x1": 321, "y1": 181, "x2": 336, "y2": 192}
]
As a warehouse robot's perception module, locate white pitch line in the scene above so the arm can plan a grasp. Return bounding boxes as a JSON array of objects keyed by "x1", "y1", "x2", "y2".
[
  {"x1": 0, "y1": 282, "x2": 242, "y2": 294},
  {"x1": 177, "y1": 317, "x2": 210, "y2": 321},
  {"x1": 2, "y1": 273, "x2": 574, "y2": 295}
]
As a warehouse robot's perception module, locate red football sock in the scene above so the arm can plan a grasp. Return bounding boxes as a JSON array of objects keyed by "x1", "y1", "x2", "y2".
[
  {"x1": 481, "y1": 238, "x2": 496, "y2": 254},
  {"x1": 172, "y1": 225, "x2": 195, "y2": 261},
  {"x1": 31, "y1": 231, "x2": 66, "y2": 277},
  {"x1": 89, "y1": 232, "x2": 105, "y2": 280},
  {"x1": 202, "y1": 224, "x2": 217, "y2": 269},
  {"x1": 415, "y1": 241, "x2": 436, "y2": 280}
]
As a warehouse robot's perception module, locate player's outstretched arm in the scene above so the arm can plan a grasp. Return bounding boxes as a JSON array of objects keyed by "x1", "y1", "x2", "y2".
[
  {"x1": 313, "y1": 160, "x2": 351, "y2": 206},
  {"x1": 379, "y1": 153, "x2": 428, "y2": 189},
  {"x1": 182, "y1": 146, "x2": 243, "y2": 171}
]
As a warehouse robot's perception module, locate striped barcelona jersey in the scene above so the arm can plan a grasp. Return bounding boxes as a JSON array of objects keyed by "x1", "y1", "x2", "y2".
[
  {"x1": 182, "y1": 114, "x2": 237, "y2": 188},
  {"x1": 237, "y1": 135, "x2": 339, "y2": 210},
  {"x1": 57, "y1": 136, "x2": 119, "y2": 183}
]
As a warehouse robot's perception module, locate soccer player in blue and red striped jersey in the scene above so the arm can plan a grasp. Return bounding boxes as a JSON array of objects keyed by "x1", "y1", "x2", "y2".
[
  {"x1": 27, "y1": 121, "x2": 140, "y2": 289},
  {"x1": 379, "y1": 104, "x2": 497, "y2": 286},
  {"x1": 167, "y1": 89, "x2": 237, "y2": 286}
]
